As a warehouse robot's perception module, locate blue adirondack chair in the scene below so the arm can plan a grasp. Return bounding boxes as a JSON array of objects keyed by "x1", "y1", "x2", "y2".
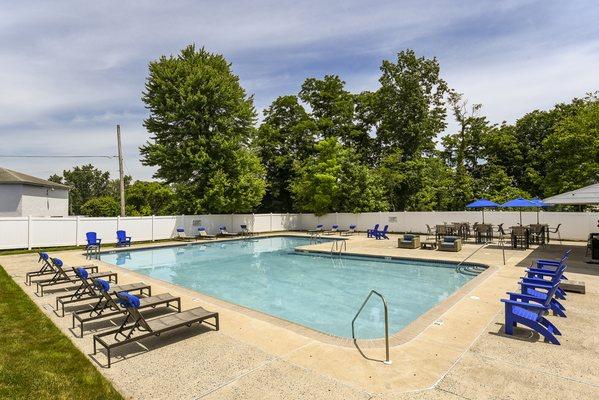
[
  {"x1": 374, "y1": 225, "x2": 389, "y2": 240},
  {"x1": 116, "y1": 230, "x2": 131, "y2": 247},
  {"x1": 86, "y1": 232, "x2": 101, "y2": 250},
  {"x1": 520, "y1": 264, "x2": 567, "y2": 317},
  {"x1": 501, "y1": 282, "x2": 562, "y2": 345},
  {"x1": 367, "y1": 224, "x2": 379, "y2": 238},
  {"x1": 525, "y1": 264, "x2": 568, "y2": 301},
  {"x1": 531, "y1": 249, "x2": 571, "y2": 280}
]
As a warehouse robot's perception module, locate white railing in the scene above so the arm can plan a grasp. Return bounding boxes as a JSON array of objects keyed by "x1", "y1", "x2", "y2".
[{"x1": 0, "y1": 211, "x2": 596, "y2": 250}]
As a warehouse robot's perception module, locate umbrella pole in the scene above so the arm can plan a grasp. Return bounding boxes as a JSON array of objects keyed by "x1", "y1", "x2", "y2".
[
  {"x1": 537, "y1": 210, "x2": 539, "y2": 224},
  {"x1": 519, "y1": 210, "x2": 522, "y2": 225},
  {"x1": 482, "y1": 209, "x2": 485, "y2": 224}
]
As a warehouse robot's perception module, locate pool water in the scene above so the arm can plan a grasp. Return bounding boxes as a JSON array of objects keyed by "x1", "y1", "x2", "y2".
[{"x1": 101, "y1": 236, "x2": 481, "y2": 339}]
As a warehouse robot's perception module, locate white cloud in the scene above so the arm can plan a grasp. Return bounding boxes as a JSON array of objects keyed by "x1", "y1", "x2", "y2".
[{"x1": 0, "y1": 0, "x2": 597, "y2": 179}]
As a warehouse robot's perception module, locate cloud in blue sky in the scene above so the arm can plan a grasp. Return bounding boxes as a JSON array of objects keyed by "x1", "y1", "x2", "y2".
[{"x1": 1, "y1": 0, "x2": 598, "y2": 180}]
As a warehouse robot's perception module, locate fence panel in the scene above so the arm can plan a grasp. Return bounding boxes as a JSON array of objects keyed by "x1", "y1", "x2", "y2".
[{"x1": 0, "y1": 218, "x2": 29, "y2": 249}]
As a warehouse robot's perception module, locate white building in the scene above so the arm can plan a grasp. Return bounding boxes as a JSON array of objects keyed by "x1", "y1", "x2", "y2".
[{"x1": 0, "y1": 167, "x2": 70, "y2": 217}]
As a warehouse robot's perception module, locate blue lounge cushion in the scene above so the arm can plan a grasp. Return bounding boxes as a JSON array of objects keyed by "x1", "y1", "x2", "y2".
[
  {"x1": 39, "y1": 252, "x2": 49, "y2": 260},
  {"x1": 116, "y1": 291, "x2": 140, "y2": 308},
  {"x1": 443, "y1": 236, "x2": 457, "y2": 243},
  {"x1": 74, "y1": 267, "x2": 88, "y2": 279},
  {"x1": 332, "y1": 224, "x2": 338, "y2": 229},
  {"x1": 349, "y1": 224, "x2": 356, "y2": 229},
  {"x1": 404, "y1": 234, "x2": 414, "y2": 241},
  {"x1": 198, "y1": 226, "x2": 206, "y2": 231},
  {"x1": 94, "y1": 278, "x2": 110, "y2": 293},
  {"x1": 176, "y1": 227, "x2": 185, "y2": 233},
  {"x1": 53, "y1": 258, "x2": 64, "y2": 267}
]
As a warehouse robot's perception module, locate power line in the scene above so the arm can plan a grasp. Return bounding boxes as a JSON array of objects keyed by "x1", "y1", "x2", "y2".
[{"x1": 0, "y1": 155, "x2": 116, "y2": 158}]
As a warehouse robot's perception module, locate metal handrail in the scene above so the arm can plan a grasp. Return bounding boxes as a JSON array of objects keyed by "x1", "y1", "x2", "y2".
[
  {"x1": 351, "y1": 290, "x2": 392, "y2": 365},
  {"x1": 330, "y1": 239, "x2": 346, "y2": 255}
]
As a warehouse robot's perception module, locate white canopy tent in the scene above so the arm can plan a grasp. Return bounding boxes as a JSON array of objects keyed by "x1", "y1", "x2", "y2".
[{"x1": 543, "y1": 183, "x2": 599, "y2": 205}]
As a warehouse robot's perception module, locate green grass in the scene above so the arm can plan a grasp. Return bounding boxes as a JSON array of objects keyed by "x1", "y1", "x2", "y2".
[{"x1": 0, "y1": 265, "x2": 123, "y2": 400}]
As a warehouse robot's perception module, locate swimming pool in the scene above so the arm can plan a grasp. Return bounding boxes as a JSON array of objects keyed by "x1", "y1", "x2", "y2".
[{"x1": 101, "y1": 236, "x2": 483, "y2": 339}]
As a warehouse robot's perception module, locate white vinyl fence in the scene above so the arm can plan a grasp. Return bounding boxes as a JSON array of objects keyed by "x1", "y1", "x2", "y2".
[{"x1": 0, "y1": 211, "x2": 596, "y2": 250}]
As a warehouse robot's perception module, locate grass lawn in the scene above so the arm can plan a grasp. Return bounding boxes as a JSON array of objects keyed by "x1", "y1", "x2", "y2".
[{"x1": 0, "y1": 265, "x2": 123, "y2": 400}]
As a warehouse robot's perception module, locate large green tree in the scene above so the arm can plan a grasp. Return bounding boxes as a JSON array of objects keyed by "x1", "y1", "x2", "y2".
[
  {"x1": 126, "y1": 181, "x2": 174, "y2": 216},
  {"x1": 542, "y1": 101, "x2": 599, "y2": 196},
  {"x1": 256, "y1": 95, "x2": 316, "y2": 212},
  {"x1": 290, "y1": 138, "x2": 388, "y2": 215},
  {"x1": 49, "y1": 164, "x2": 112, "y2": 215},
  {"x1": 376, "y1": 50, "x2": 449, "y2": 160},
  {"x1": 140, "y1": 44, "x2": 266, "y2": 214}
]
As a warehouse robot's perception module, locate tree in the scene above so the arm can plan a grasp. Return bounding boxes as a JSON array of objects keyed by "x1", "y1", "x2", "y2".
[
  {"x1": 140, "y1": 44, "x2": 266, "y2": 214},
  {"x1": 379, "y1": 151, "x2": 453, "y2": 211},
  {"x1": 256, "y1": 95, "x2": 316, "y2": 212},
  {"x1": 442, "y1": 92, "x2": 492, "y2": 209},
  {"x1": 49, "y1": 165, "x2": 111, "y2": 215},
  {"x1": 126, "y1": 181, "x2": 174, "y2": 216},
  {"x1": 80, "y1": 196, "x2": 120, "y2": 217},
  {"x1": 376, "y1": 50, "x2": 449, "y2": 160},
  {"x1": 542, "y1": 101, "x2": 599, "y2": 196},
  {"x1": 290, "y1": 138, "x2": 387, "y2": 215}
]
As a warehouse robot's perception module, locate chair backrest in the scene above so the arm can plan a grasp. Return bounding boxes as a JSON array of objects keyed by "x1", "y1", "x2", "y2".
[
  {"x1": 332, "y1": 224, "x2": 338, "y2": 230},
  {"x1": 116, "y1": 230, "x2": 126, "y2": 241},
  {"x1": 404, "y1": 234, "x2": 414, "y2": 241},
  {"x1": 38, "y1": 252, "x2": 52, "y2": 268},
  {"x1": 86, "y1": 232, "x2": 97, "y2": 245},
  {"x1": 92, "y1": 278, "x2": 121, "y2": 309},
  {"x1": 349, "y1": 224, "x2": 356, "y2": 230},
  {"x1": 554, "y1": 223, "x2": 561, "y2": 232},
  {"x1": 373, "y1": 224, "x2": 379, "y2": 231},
  {"x1": 116, "y1": 292, "x2": 152, "y2": 332},
  {"x1": 316, "y1": 224, "x2": 323, "y2": 230},
  {"x1": 219, "y1": 225, "x2": 228, "y2": 232},
  {"x1": 380, "y1": 225, "x2": 388, "y2": 233},
  {"x1": 51, "y1": 258, "x2": 70, "y2": 279}
]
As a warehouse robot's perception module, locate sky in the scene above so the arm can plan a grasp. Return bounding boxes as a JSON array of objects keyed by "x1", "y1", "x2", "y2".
[{"x1": 1, "y1": 0, "x2": 598, "y2": 181}]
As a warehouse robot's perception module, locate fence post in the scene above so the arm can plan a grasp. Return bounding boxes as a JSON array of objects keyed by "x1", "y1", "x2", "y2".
[
  {"x1": 151, "y1": 215, "x2": 155, "y2": 242},
  {"x1": 27, "y1": 215, "x2": 32, "y2": 250},
  {"x1": 116, "y1": 215, "x2": 120, "y2": 232},
  {"x1": 75, "y1": 216, "x2": 80, "y2": 246}
]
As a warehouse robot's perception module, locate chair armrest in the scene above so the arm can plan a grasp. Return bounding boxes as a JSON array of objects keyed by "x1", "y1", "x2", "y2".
[
  {"x1": 501, "y1": 298, "x2": 546, "y2": 310},
  {"x1": 507, "y1": 291, "x2": 543, "y2": 302},
  {"x1": 519, "y1": 280, "x2": 553, "y2": 290},
  {"x1": 526, "y1": 268, "x2": 558, "y2": 277},
  {"x1": 535, "y1": 259, "x2": 561, "y2": 266},
  {"x1": 97, "y1": 239, "x2": 102, "y2": 244}
]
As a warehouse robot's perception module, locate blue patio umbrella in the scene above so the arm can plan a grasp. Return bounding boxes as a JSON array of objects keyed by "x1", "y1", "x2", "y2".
[
  {"x1": 466, "y1": 199, "x2": 499, "y2": 223},
  {"x1": 500, "y1": 197, "x2": 538, "y2": 225}
]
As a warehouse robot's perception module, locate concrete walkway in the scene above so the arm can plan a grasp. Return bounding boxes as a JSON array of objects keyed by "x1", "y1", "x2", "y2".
[{"x1": 1, "y1": 234, "x2": 598, "y2": 399}]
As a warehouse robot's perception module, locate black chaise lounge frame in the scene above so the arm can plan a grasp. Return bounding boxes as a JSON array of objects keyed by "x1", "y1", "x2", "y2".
[
  {"x1": 72, "y1": 284, "x2": 180, "y2": 337},
  {"x1": 93, "y1": 303, "x2": 219, "y2": 367}
]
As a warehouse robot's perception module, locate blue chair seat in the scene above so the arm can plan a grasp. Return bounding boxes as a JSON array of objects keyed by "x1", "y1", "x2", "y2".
[{"x1": 512, "y1": 305, "x2": 537, "y2": 321}]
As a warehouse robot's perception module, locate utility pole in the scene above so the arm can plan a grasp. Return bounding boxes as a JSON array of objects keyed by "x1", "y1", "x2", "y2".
[{"x1": 116, "y1": 125, "x2": 126, "y2": 217}]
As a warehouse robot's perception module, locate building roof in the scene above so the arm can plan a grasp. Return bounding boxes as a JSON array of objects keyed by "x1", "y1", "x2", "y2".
[
  {"x1": 0, "y1": 167, "x2": 70, "y2": 190},
  {"x1": 543, "y1": 183, "x2": 599, "y2": 205}
]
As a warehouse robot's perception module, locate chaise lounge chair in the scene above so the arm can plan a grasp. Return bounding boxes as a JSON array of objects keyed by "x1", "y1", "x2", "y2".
[
  {"x1": 26, "y1": 252, "x2": 98, "y2": 286},
  {"x1": 93, "y1": 292, "x2": 219, "y2": 367},
  {"x1": 218, "y1": 226, "x2": 237, "y2": 237},
  {"x1": 176, "y1": 227, "x2": 195, "y2": 241},
  {"x1": 72, "y1": 278, "x2": 180, "y2": 337},
  {"x1": 196, "y1": 226, "x2": 216, "y2": 240},
  {"x1": 438, "y1": 236, "x2": 462, "y2": 252},
  {"x1": 116, "y1": 230, "x2": 131, "y2": 247},
  {"x1": 55, "y1": 266, "x2": 151, "y2": 317},
  {"x1": 35, "y1": 258, "x2": 116, "y2": 297},
  {"x1": 340, "y1": 224, "x2": 356, "y2": 236},
  {"x1": 240, "y1": 224, "x2": 252, "y2": 236},
  {"x1": 324, "y1": 224, "x2": 339, "y2": 235},
  {"x1": 501, "y1": 281, "x2": 562, "y2": 345},
  {"x1": 398, "y1": 234, "x2": 420, "y2": 249}
]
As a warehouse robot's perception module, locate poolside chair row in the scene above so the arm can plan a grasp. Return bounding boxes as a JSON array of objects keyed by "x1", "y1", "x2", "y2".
[
  {"x1": 309, "y1": 224, "x2": 356, "y2": 236},
  {"x1": 177, "y1": 225, "x2": 252, "y2": 241},
  {"x1": 501, "y1": 249, "x2": 571, "y2": 345},
  {"x1": 24, "y1": 253, "x2": 219, "y2": 368}
]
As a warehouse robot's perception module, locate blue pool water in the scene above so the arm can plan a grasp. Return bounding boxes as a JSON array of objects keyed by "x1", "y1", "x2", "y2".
[{"x1": 101, "y1": 236, "x2": 481, "y2": 338}]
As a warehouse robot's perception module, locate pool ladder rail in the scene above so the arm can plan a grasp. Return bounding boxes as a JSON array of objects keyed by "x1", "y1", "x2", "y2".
[
  {"x1": 330, "y1": 239, "x2": 346, "y2": 256},
  {"x1": 352, "y1": 290, "x2": 392, "y2": 365}
]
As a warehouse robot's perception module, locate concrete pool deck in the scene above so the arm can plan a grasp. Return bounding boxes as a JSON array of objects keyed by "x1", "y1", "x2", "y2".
[{"x1": 2, "y1": 232, "x2": 598, "y2": 399}]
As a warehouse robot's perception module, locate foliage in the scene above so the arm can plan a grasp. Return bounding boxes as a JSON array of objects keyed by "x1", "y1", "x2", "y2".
[
  {"x1": 290, "y1": 138, "x2": 388, "y2": 215},
  {"x1": 49, "y1": 164, "x2": 113, "y2": 214},
  {"x1": 140, "y1": 44, "x2": 266, "y2": 213},
  {"x1": 256, "y1": 95, "x2": 316, "y2": 212},
  {"x1": 376, "y1": 50, "x2": 449, "y2": 160},
  {"x1": 80, "y1": 196, "x2": 121, "y2": 217},
  {"x1": 0, "y1": 265, "x2": 123, "y2": 399},
  {"x1": 542, "y1": 101, "x2": 599, "y2": 196},
  {"x1": 126, "y1": 181, "x2": 174, "y2": 216}
]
